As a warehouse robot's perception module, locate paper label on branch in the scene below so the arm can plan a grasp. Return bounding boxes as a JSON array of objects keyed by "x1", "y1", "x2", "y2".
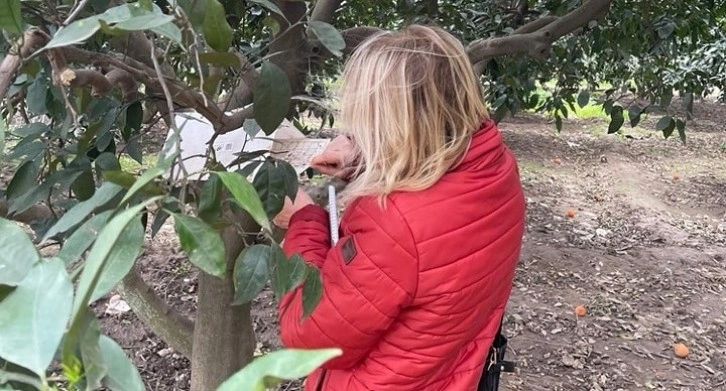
[{"x1": 160, "y1": 110, "x2": 329, "y2": 180}]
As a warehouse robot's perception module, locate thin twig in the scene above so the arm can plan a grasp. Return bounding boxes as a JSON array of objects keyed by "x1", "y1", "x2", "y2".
[
  {"x1": 63, "y1": 0, "x2": 92, "y2": 26},
  {"x1": 149, "y1": 38, "x2": 189, "y2": 199}
]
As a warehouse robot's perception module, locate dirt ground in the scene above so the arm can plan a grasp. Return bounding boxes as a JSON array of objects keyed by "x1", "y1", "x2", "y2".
[{"x1": 79, "y1": 101, "x2": 726, "y2": 390}]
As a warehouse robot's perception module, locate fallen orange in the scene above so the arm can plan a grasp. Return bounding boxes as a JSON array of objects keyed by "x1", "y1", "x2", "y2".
[
  {"x1": 673, "y1": 343, "x2": 689, "y2": 358},
  {"x1": 566, "y1": 209, "x2": 577, "y2": 218},
  {"x1": 574, "y1": 305, "x2": 587, "y2": 317}
]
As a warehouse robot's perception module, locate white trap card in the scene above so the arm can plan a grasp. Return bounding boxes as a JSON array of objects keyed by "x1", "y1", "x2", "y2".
[{"x1": 160, "y1": 110, "x2": 330, "y2": 180}]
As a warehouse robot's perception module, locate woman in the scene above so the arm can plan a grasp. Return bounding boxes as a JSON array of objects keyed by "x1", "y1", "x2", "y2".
[{"x1": 273, "y1": 25, "x2": 526, "y2": 391}]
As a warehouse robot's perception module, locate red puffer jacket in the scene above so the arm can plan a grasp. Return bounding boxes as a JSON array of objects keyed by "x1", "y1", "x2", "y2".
[{"x1": 280, "y1": 120, "x2": 525, "y2": 391}]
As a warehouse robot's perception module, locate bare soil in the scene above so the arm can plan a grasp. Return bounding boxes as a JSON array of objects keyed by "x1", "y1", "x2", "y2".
[{"x1": 60, "y1": 102, "x2": 726, "y2": 390}]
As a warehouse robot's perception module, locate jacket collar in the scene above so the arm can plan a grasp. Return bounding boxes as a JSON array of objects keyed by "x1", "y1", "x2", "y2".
[{"x1": 453, "y1": 119, "x2": 505, "y2": 172}]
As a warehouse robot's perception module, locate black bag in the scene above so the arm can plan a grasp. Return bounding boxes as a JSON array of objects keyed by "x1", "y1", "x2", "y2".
[{"x1": 477, "y1": 317, "x2": 516, "y2": 391}]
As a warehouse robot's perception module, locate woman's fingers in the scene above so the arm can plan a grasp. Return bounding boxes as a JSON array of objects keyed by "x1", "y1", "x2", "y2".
[
  {"x1": 273, "y1": 189, "x2": 315, "y2": 229},
  {"x1": 311, "y1": 152, "x2": 344, "y2": 175},
  {"x1": 310, "y1": 135, "x2": 358, "y2": 178}
]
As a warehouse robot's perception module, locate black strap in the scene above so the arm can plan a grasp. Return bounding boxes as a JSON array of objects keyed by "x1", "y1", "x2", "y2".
[{"x1": 477, "y1": 316, "x2": 516, "y2": 391}]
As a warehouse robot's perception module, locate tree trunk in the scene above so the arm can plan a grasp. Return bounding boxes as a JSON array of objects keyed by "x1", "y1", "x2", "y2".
[
  {"x1": 189, "y1": 217, "x2": 257, "y2": 391},
  {"x1": 117, "y1": 265, "x2": 194, "y2": 358}
]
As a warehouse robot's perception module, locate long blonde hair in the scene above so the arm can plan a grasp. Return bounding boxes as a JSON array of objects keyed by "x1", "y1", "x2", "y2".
[{"x1": 339, "y1": 25, "x2": 489, "y2": 202}]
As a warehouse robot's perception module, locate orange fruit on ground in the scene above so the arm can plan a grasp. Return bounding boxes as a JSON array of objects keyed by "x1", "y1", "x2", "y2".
[
  {"x1": 673, "y1": 343, "x2": 689, "y2": 358},
  {"x1": 566, "y1": 209, "x2": 577, "y2": 218},
  {"x1": 553, "y1": 158, "x2": 562, "y2": 164},
  {"x1": 672, "y1": 174, "x2": 680, "y2": 181},
  {"x1": 574, "y1": 305, "x2": 587, "y2": 317}
]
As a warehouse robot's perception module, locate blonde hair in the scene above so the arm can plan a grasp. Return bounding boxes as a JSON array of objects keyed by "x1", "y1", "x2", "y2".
[{"x1": 339, "y1": 25, "x2": 489, "y2": 202}]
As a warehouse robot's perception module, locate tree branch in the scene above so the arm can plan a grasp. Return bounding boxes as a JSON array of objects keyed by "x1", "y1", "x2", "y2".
[
  {"x1": 512, "y1": 15, "x2": 558, "y2": 34},
  {"x1": 310, "y1": 0, "x2": 342, "y2": 22},
  {"x1": 220, "y1": 53, "x2": 257, "y2": 111},
  {"x1": 117, "y1": 265, "x2": 194, "y2": 358},
  {"x1": 0, "y1": 28, "x2": 49, "y2": 102},
  {"x1": 467, "y1": 0, "x2": 614, "y2": 64},
  {"x1": 0, "y1": 200, "x2": 53, "y2": 224}
]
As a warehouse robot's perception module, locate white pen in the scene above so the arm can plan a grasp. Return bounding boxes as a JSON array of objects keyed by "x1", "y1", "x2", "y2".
[{"x1": 328, "y1": 185, "x2": 339, "y2": 245}]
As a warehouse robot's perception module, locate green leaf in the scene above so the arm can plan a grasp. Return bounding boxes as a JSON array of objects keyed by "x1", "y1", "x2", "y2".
[
  {"x1": 27, "y1": 77, "x2": 48, "y2": 115},
  {"x1": 202, "y1": 0, "x2": 233, "y2": 52},
  {"x1": 278, "y1": 160, "x2": 298, "y2": 201},
  {"x1": 173, "y1": 214, "x2": 226, "y2": 277},
  {"x1": 150, "y1": 205, "x2": 174, "y2": 238},
  {"x1": 176, "y1": 0, "x2": 205, "y2": 28},
  {"x1": 120, "y1": 167, "x2": 165, "y2": 205},
  {"x1": 270, "y1": 250, "x2": 306, "y2": 298},
  {"x1": 628, "y1": 104, "x2": 643, "y2": 127},
  {"x1": 655, "y1": 116, "x2": 671, "y2": 131},
  {"x1": 0, "y1": 0, "x2": 22, "y2": 34},
  {"x1": 57, "y1": 211, "x2": 112, "y2": 265},
  {"x1": 676, "y1": 119, "x2": 686, "y2": 144},
  {"x1": 243, "y1": 119, "x2": 261, "y2": 138},
  {"x1": 69, "y1": 156, "x2": 95, "y2": 202},
  {"x1": 78, "y1": 308, "x2": 107, "y2": 390},
  {"x1": 215, "y1": 172, "x2": 270, "y2": 230},
  {"x1": 607, "y1": 106, "x2": 625, "y2": 134},
  {"x1": 13, "y1": 122, "x2": 50, "y2": 137},
  {"x1": 126, "y1": 139, "x2": 143, "y2": 164},
  {"x1": 45, "y1": 17, "x2": 102, "y2": 49},
  {"x1": 0, "y1": 118, "x2": 8, "y2": 162},
  {"x1": 151, "y1": 22, "x2": 183, "y2": 45},
  {"x1": 302, "y1": 267, "x2": 322, "y2": 318},
  {"x1": 98, "y1": 335, "x2": 145, "y2": 391},
  {"x1": 103, "y1": 170, "x2": 164, "y2": 197},
  {"x1": 254, "y1": 62, "x2": 291, "y2": 134},
  {"x1": 43, "y1": 182, "x2": 123, "y2": 241},
  {"x1": 232, "y1": 244, "x2": 271, "y2": 305},
  {"x1": 0, "y1": 117, "x2": 5, "y2": 162},
  {"x1": 94, "y1": 153, "x2": 122, "y2": 174},
  {"x1": 0, "y1": 218, "x2": 39, "y2": 286},
  {"x1": 6, "y1": 160, "x2": 39, "y2": 200},
  {"x1": 6, "y1": 139, "x2": 44, "y2": 161},
  {"x1": 89, "y1": 217, "x2": 144, "y2": 302},
  {"x1": 122, "y1": 102, "x2": 143, "y2": 140},
  {"x1": 554, "y1": 115, "x2": 563, "y2": 132},
  {"x1": 253, "y1": 161, "x2": 286, "y2": 218},
  {"x1": 198, "y1": 175, "x2": 223, "y2": 224},
  {"x1": 248, "y1": 0, "x2": 285, "y2": 19},
  {"x1": 0, "y1": 258, "x2": 73, "y2": 377},
  {"x1": 307, "y1": 21, "x2": 345, "y2": 57},
  {"x1": 114, "y1": 13, "x2": 175, "y2": 31},
  {"x1": 216, "y1": 348, "x2": 342, "y2": 391},
  {"x1": 198, "y1": 52, "x2": 241, "y2": 68},
  {"x1": 72, "y1": 201, "x2": 152, "y2": 318},
  {"x1": 9, "y1": 169, "x2": 85, "y2": 216},
  {"x1": 576, "y1": 90, "x2": 590, "y2": 108}
]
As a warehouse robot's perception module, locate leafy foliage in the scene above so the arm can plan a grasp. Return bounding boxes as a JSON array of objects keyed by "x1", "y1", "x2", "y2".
[{"x1": 217, "y1": 348, "x2": 341, "y2": 391}]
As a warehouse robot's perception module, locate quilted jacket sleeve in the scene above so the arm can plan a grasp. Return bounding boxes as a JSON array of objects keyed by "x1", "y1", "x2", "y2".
[{"x1": 279, "y1": 198, "x2": 418, "y2": 369}]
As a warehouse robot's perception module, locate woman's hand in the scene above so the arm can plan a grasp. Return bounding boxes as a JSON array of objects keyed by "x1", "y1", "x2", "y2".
[
  {"x1": 273, "y1": 188, "x2": 315, "y2": 229},
  {"x1": 310, "y1": 135, "x2": 358, "y2": 180}
]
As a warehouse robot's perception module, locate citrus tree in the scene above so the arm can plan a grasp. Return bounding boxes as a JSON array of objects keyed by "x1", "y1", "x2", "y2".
[{"x1": 0, "y1": 0, "x2": 722, "y2": 390}]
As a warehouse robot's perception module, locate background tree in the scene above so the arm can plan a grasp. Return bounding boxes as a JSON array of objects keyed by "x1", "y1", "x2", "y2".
[{"x1": 0, "y1": 0, "x2": 722, "y2": 390}]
